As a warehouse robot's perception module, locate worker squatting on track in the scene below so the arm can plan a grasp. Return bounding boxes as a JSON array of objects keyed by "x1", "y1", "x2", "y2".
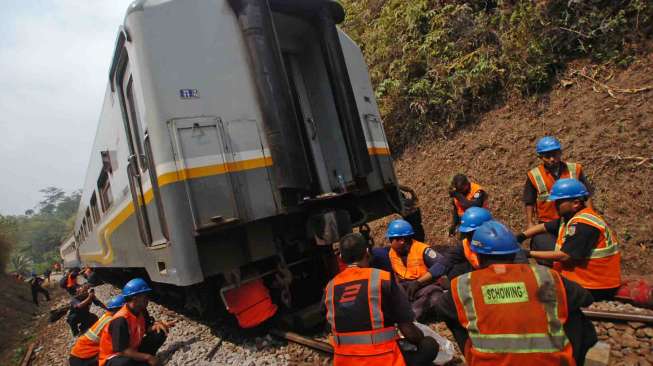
[{"x1": 324, "y1": 233, "x2": 439, "y2": 366}]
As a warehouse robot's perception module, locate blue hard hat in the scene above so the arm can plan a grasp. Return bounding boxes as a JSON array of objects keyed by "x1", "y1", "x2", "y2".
[
  {"x1": 470, "y1": 220, "x2": 520, "y2": 255},
  {"x1": 458, "y1": 207, "x2": 493, "y2": 233},
  {"x1": 122, "y1": 278, "x2": 152, "y2": 298},
  {"x1": 107, "y1": 294, "x2": 126, "y2": 311},
  {"x1": 386, "y1": 219, "x2": 414, "y2": 238},
  {"x1": 548, "y1": 178, "x2": 589, "y2": 201},
  {"x1": 536, "y1": 136, "x2": 562, "y2": 154}
]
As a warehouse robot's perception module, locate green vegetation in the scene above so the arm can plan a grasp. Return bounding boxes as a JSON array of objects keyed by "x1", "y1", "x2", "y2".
[
  {"x1": 1, "y1": 187, "x2": 80, "y2": 275},
  {"x1": 341, "y1": 0, "x2": 653, "y2": 152}
]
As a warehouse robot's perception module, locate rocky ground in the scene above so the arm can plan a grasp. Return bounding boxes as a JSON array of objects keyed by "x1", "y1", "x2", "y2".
[{"x1": 13, "y1": 283, "x2": 649, "y2": 365}]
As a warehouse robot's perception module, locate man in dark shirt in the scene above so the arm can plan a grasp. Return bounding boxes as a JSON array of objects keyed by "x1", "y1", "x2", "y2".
[
  {"x1": 325, "y1": 233, "x2": 438, "y2": 366},
  {"x1": 29, "y1": 272, "x2": 50, "y2": 305},
  {"x1": 103, "y1": 279, "x2": 170, "y2": 366},
  {"x1": 67, "y1": 284, "x2": 108, "y2": 336},
  {"x1": 370, "y1": 243, "x2": 450, "y2": 320},
  {"x1": 517, "y1": 179, "x2": 621, "y2": 300}
]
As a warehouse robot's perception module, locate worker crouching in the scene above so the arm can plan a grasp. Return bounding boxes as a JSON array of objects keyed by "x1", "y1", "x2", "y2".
[
  {"x1": 99, "y1": 278, "x2": 172, "y2": 366},
  {"x1": 518, "y1": 178, "x2": 621, "y2": 301},
  {"x1": 325, "y1": 233, "x2": 439, "y2": 366},
  {"x1": 435, "y1": 220, "x2": 597, "y2": 365},
  {"x1": 69, "y1": 295, "x2": 125, "y2": 366},
  {"x1": 375, "y1": 219, "x2": 448, "y2": 320}
]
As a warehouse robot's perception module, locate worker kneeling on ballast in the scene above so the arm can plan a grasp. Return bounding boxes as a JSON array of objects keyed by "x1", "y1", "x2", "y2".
[
  {"x1": 517, "y1": 178, "x2": 622, "y2": 301},
  {"x1": 69, "y1": 295, "x2": 125, "y2": 366},
  {"x1": 324, "y1": 233, "x2": 439, "y2": 366},
  {"x1": 435, "y1": 220, "x2": 597, "y2": 365},
  {"x1": 370, "y1": 219, "x2": 449, "y2": 320},
  {"x1": 98, "y1": 278, "x2": 173, "y2": 366}
]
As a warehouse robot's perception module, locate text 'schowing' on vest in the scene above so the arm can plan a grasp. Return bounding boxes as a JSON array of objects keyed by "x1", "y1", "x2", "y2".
[{"x1": 451, "y1": 264, "x2": 575, "y2": 365}]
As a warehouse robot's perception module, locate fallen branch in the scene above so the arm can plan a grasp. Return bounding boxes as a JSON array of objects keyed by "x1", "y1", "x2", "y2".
[
  {"x1": 20, "y1": 343, "x2": 35, "y2": 366},
  {"x1": 573, "y1": 68, "x2": 653, "y2": 99}
]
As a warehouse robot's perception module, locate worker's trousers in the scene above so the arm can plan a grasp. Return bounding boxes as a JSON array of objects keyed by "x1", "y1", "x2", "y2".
[{"x1": 104, "y1": 331, "x2": 167, "y2": 366}]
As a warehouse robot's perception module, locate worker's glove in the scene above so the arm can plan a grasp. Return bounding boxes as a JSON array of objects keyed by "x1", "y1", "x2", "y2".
[
  {"x1": 516, "y1": 233, "x2": 528, "y2": 243},
  {"x1": 405, "y1": 281, "x2": 421, "y2": 301}
]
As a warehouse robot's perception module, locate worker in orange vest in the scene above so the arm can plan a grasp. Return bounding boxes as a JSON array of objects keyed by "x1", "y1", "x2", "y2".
[
  {"x1": 517, "y1": 179, "x2": 621, "y2": 301},
  {"x1": 325, "y1": 233, "x2": 439, "y2": 366},
  {"x1": 69, "y1": 295, "x2": 125, "y2": 366},
  {"x1": 99, "y1": 278, "x2": 171, "y2": 366},
  {"x1": 370, "y1": 219, "x2": 449, "y2": 320},
  {"x1": 524, "y1": 136, "x2": 593, "y2": 264},
  {"x1": 66, "y1": 268, "x2": 81, "y2": 295},
  {"x1": 444, "y1": 207, "x2": 493, "y2": 279},
  {"x1": 223, "y1": 275, "x2": 279, "y2": 330},
  {"x1": 448, "y1": 174, "x2": 489, "y2": 236},
  {"x1": 435, "y1": 220, "x2": 597, "y2": 365}
]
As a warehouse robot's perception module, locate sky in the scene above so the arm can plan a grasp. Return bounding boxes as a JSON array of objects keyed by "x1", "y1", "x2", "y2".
[{"x1": 0, "y1": 1, "x2": 135, "y2": 215}]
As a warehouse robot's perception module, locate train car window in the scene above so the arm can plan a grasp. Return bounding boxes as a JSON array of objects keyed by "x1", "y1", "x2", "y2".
[
  {"x1": 82, "y1": 217, "x2": 88, "y2": 237},
  {"x1": 97, "y1": 170, "x2": 113, "y2": 212},
  {"x1": 101, "y1": 150, "x2": 113, "y2": 174},
  {"x1": 90, "y1": 193, "x2": 100, "y2": 223}
]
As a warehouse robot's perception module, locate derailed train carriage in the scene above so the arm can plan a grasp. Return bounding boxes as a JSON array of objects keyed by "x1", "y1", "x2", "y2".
[{"x1": 63, "y1": 0, "x2": 407, "y2": 319}]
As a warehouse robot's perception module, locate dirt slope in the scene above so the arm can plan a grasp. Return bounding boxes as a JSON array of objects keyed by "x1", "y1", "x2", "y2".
[{"x1": 373, "y1": 54, "x2": 653, "y2": 276}]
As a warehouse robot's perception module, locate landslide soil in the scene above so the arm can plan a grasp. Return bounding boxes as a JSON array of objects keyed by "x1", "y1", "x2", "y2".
[{"x1": 372, "y1": 54, "x2": 653, "y2": 277}]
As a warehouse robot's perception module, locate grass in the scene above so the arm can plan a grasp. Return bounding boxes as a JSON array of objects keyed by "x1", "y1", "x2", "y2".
[{"x1": 340, "y1": 0, "x2": 653, "y2": 153}]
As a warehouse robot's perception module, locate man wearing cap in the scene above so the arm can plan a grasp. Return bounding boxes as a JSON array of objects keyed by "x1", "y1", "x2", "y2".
[
  {"x1": 99, "y1": 278, "x2": 172, "y2": 366},
  {"x1": 444, "y1": 207, "x2": 493, "y2": 279},
  {"x1": 69, "y1": 295, "x2": 125, "y2": 366},
  {"x1": 517, "y1": 178, "x2": 621, "y2": 300},
  {"x1": 435, "y1": 220, "x2": 597, "y2": 365},
  {"x1": 68, "y1": 284, "x2": 109, "y2": 336},
  {"x1": 448, "y1": 174, "x2": 489, "y2": 236},
  {"x1": 524, "y1": 136, "x2": 593, "y2": 264},
  {"x1": 371, "y1": 219, "x2": 450, "y2": 320}
]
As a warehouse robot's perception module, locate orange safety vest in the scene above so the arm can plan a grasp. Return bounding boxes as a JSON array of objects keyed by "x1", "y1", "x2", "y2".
[
  {"x1": 554, "y1": 207, "x2": 621, "y2": 289},
  {"x1": 527, "y1": 162, "x2": 582, "y2": 222},
  {"x1": 224, "y1": 279, "x2": 278, "y2": 329},
  {"x1": 454, "y1": 182, "x2": 488, "y2": 216},
  {"x1": 66, "y1": 273, "x2": 77, "y2": 288},
  {"x1": 389, "y1": 241, "x2": 430, "y2": 280},
  {"x1": 98, "y1": 305, "x2": 146, "y2": 366},
  {"x1": 462, "y1": 238, "x2": 480, "y2": 269},
  {"x1": 325, "y1": 267, "x2": 405, "y2": 366},
  {"x1": 70, "y1": 312, "x2": 114, "y2": 359},
  {"x1": 451, "y1": 264, "x2": 575, "y2": 366}
]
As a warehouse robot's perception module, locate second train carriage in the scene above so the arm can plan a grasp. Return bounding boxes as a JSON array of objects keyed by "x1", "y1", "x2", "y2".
[{"x1": 66, "y1": 0, "x2": 406, "y2": 314}]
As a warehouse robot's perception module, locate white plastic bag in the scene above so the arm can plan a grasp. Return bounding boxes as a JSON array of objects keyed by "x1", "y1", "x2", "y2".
[{"x1": 414, "y1": 322, "x2": 455, "y2": 365}]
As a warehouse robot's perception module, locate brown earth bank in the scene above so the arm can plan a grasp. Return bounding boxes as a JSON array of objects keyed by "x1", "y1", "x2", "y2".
[
  {"x1": 372, "y1": 53, "x2": 653, "y2": 277},
  {"x1": 0, "y1": 274, "x2": 65, "y2": 366}
]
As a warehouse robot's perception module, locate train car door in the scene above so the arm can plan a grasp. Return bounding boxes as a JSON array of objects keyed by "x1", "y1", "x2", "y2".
[{"x1": 118, "y1": 64, "x2": 169, "y2": 247}]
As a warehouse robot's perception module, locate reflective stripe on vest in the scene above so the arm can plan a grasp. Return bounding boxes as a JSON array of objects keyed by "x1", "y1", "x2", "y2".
[
  {"x1": 333, "y1": 328, "x2": 399, "y2": 345},
  {"x1": 556, "y1": 213, "x2": 619, "y2": 259},
  {"x1": 454, "y1": 266, "x2": 569, "y2": 353},
  {"x1": 85, "y1": 313, "x2": 113, "y2": 343},
  {"x1": 326, "y1": 269, "x2": 384, "y2": 331},
  {"x1": 529, "y1": 163, "x2": 578, "y2": 202}
]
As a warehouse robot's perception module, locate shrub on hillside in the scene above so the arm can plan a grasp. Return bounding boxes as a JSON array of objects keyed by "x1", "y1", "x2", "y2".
[{"x1": 341, "y1": 0, "x2": 653, "y2": 152}]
